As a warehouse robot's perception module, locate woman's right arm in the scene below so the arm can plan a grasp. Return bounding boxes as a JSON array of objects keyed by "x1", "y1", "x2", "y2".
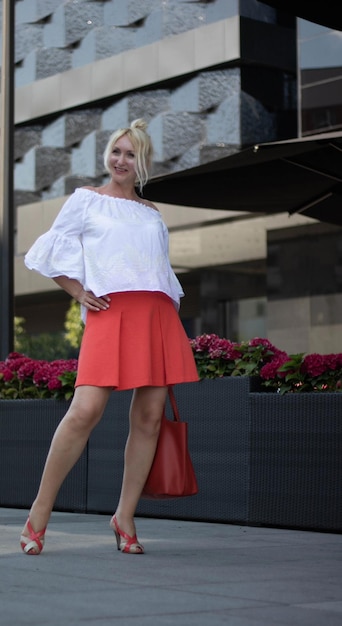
[{"x1": 53, "y1": 276, "x2": 110, "y2": 312}]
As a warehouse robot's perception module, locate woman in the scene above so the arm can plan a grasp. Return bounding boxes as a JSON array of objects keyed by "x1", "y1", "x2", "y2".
[{"x1": 20, "y1": 119, "x2": 198, "y2": 555}]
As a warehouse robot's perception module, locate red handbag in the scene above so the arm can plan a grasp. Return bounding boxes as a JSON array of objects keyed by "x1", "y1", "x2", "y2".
[{"x1": 142, "y1": 386, "x2": 198, "y2": 499}]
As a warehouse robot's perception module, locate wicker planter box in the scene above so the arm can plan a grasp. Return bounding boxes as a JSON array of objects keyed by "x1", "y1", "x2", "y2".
[
  {"x1": 86, "y1": 390, "x2": 132, "y2": 512},
  {"x1": 0, "y1": 399, "x2": 88, "y2": 512},
  {"x1": 88, "y1": 378, "x2": 258, "y2": 524},
  {"x1": 248, "y1": 393, "x2": 342, "y2": 532},
  {"x1": 1, "y1": 383, "x2": 341, "y2": 532},
  {"x1": 88, "y1": 382, "x2": 342, "y2": 531}
]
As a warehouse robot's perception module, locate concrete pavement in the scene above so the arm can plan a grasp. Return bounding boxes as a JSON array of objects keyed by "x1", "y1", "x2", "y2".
[{"x1": 1, "y1": 507, "x2": 342, "y2": 625}]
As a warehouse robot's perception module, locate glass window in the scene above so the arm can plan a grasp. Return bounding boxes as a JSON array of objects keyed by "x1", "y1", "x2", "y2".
[{"x1": 220, "y1": 297, "x2": 267, "y2": 341}]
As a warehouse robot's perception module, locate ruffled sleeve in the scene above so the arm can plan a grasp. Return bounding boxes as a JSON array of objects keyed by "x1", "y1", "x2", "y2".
[{"x1": 25, "y1": 190, "x2": 86, "y2": 283}]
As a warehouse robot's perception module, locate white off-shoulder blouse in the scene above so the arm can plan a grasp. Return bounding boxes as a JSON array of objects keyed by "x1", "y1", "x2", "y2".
[{"x1": 25, "y1": 188, "x2": 184, "y2": 320}]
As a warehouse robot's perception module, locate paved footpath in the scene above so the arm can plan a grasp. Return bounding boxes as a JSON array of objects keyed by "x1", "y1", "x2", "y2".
[{"x1": 1, "y1": 507, "x2": 342, "y2": 626}]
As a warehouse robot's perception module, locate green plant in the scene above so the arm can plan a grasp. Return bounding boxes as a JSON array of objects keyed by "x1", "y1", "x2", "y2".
[
  {"x1": 14, "y1": 316, "x2": 71, "y2": 360},
  {"x1": 14, "y1": 297, "x2": 84, "y2": 361},
  {"x1": 64, "y1": 299, "x2": 84, "y2": 349}
]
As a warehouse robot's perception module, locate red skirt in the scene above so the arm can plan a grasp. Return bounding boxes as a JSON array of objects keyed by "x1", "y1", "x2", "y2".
[{"x1": 75, "y1": 291, "x2": 199, "y2": 391}]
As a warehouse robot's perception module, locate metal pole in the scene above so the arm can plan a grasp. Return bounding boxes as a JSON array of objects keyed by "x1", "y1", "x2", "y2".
[
  {"x1": 0, "y1": 0, "x2": 15, "y2": 359},
  {"x1": 296, "y1": 17, "x2": 302, "y2": 138}
]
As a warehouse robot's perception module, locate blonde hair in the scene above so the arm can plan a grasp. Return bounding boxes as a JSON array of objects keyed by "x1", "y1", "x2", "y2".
[{"x1": 103, "y1": 118, "x2": 153, "y2": 192}]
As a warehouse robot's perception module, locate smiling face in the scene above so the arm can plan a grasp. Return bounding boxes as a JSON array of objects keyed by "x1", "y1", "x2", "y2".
[
  {"x1": 108, "y1": 134, "x2": 137, "y2": 186},
  {"x1": 103, "y1": 121, "x2": 153, "y2": 192}
]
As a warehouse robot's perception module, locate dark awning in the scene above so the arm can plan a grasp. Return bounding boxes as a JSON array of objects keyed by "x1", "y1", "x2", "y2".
[
  {"x1": 146, "y1": 131, "x2": 342, "y2": 226},
  {"x1": 261, "y1": 1, "x2": 342, "y2": 32}
]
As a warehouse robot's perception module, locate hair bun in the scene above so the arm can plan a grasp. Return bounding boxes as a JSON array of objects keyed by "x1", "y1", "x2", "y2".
[{"x1": 130, "y1": 118, "x2": 148, "y2": 132}]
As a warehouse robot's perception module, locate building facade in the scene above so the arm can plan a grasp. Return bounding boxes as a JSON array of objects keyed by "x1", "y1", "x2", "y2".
[{"x1": 1, "y1": 0, "x2": 342, "y2": 353}]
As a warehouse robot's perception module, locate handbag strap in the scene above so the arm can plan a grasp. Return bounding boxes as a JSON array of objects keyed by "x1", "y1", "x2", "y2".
[{"x1": 168, "y1": 385, "x2": 180, "y2": 422}]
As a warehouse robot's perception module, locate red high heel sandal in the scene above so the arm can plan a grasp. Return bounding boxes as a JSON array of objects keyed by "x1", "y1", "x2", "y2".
[
  {"x1": 20, "y1": 517, "x2": 46, "y2": 555},
  {"x1": 110, "y1": 515, "x2": 144, "y2": 554}
]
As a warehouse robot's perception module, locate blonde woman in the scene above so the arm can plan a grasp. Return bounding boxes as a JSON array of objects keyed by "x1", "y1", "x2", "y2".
[{"x1": 20, "y1": 119, "x2": 198, "y2": 555}]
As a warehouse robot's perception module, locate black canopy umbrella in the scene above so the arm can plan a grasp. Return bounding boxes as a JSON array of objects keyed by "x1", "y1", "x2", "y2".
[
  {"x1": 261, "y1": 1, "x2": 342, "y2": 32},
  {"x1": 146, "y1": 131, "x2": 342, "y2": 226}
]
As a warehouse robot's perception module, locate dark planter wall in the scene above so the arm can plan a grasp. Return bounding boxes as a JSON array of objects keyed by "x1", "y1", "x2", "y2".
[
  {"x1": 0, "y1": 400, "x2": 88, "y2": 512},
  {"x1": 136, "y1": 378, "x2": 252, "y2": 522},
  {"x1": 86, "y1": 390, "x2": 131, "y2": 513},
  {"x1": 87, "y1": 378, "x2": 252, "y2": 522},
  {"x1": 249, "y1": 393, "x2": 342, "y2": 532},
  {"x1": 1, "y1": 384, "x2": 341, "y2": 532}
]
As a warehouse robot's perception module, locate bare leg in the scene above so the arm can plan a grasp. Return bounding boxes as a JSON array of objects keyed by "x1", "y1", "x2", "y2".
[
  {"x1": 21, "y1": 385, "x2": 112, "y2": 548},
  {"x1": 115, "y1": 386, "x2": 168, "y2": 538}
]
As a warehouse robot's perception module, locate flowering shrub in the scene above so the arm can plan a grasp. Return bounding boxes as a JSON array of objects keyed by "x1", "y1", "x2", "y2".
[
  {"x1": 1, "y1": 337, "x2": 342, "y2": 399},
  {"x1": 260, "y1": 351, "x2": 342, "y2": 394},
  {"x1": 190, "y1": 334, "x2": 288, "y2": 380},
  {"x1": 190, "y1": 334, "x2": 342, "y2": 394},
  {"x1": 0, "y1": 353, "x2": 77, "y2": 400}
]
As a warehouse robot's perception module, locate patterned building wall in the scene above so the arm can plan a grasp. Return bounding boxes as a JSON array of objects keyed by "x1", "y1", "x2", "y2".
[
  {"x1": 12, "y1": 0, "x2": 277, "y2": 85},
  {"x1": 5, "y1": 0, "x2": 287, "y2": 209},
  {"x1": 12, "y1": 0, "x2": 231, "y2": 84}
]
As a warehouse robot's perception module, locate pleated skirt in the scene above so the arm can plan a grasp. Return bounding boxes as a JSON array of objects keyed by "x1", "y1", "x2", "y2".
[{"x1": 75, "y1": 291, "x2": 199, "y2": 391}]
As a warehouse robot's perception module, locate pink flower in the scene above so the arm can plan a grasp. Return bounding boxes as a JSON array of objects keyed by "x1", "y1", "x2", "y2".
[
  {"x1": 0, "y1": 363, "x2": 15, "y2": 382},
  {"x1": 17, "y1": 361, "x2": 41, "y2": 381},
  {"x1": 208, "y1": 348, "x2": 223, "y2": 358},
  {"x1": 190, "y1": 334, "x2": 241, "y2": 361},
  {"x1": 32, "y1": 363, "x2": 51, "y2": 386},
  {"x1": 249, "y1": 337, "x2": 276, "y2": 351},
  {"x1": 208, "y1": 338, "x2": 238, "y2": 360},
  {"x1": 5, "y1": 355, "x2": 31, "y2": 372},
  {"x1": 223, "y1": 344, "x2": 242, "y2": 361},
  {"x1": 47, "y1": 377, "x2": 62, "y2": 391},
  {"x1": 190, "y1": 334, "x2": 218, "y2": 352},
  {"x1": 323, "y1": 354, "x2": 341, "y2": 371},
  {"x1": 260, "y1": 354, "x2": 290, "y2": 380},
  {"x1": 301, "y1": 354, "x2": 326, "y2": 377},
  {"x1": 50, "y1": 359, "x2": 78, "y2": 374},
  {"x1": 5, "y1": 352, "x2": 25, "y2": 361}
]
